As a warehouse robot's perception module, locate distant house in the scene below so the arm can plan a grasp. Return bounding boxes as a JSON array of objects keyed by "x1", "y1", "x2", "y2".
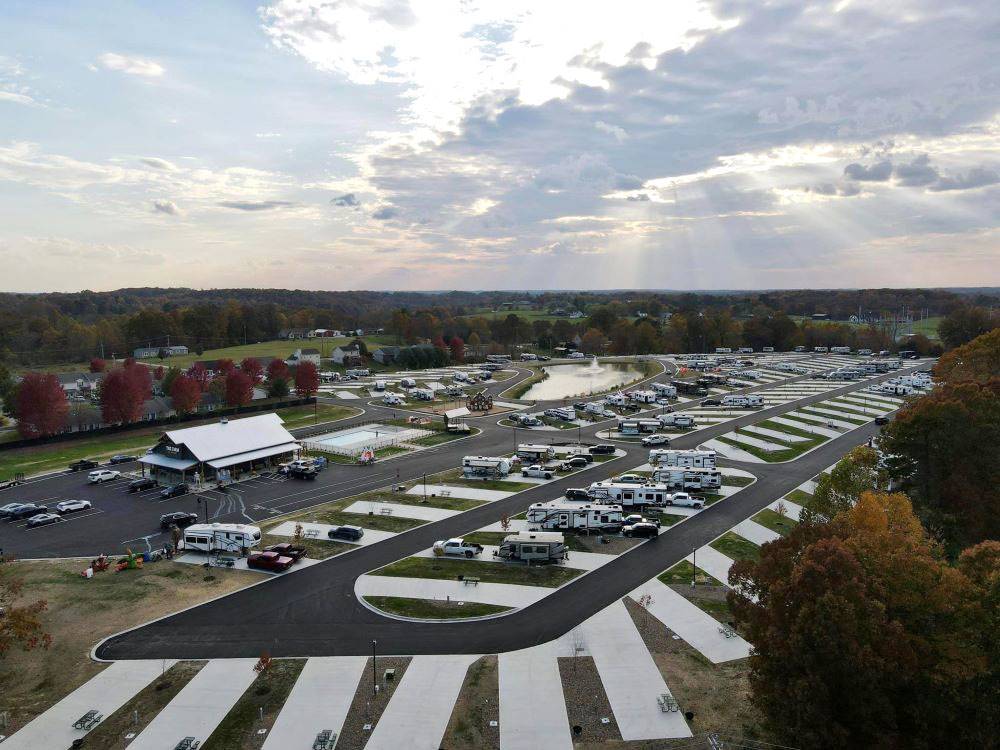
[
  {"x1": 58, "y1": 372, "x2": 101, "y2": 399},
  {"x1": 278, "y1": 328, "x2": 311, "y2": 340},
  {"x1": 373, "y1": 346, "x2": 400, "y2": 365},
  {"x1": 141, "y1": 396, "x2": 175, "y2": 422},
  {"x1": 569, "y1": 311, "x2": 585, "y2": 319},
  {"x1": 285, "y1": 348, "x2": 321, "y2": 367},
  {"x1": 310, "y1": 329, "x2": 341, "y2": 338},
  {"x1": 331, "y1": 344, "x2": 363, "y2": 366},
  {"x1": 811, "y1": 313, "x2": 830, "y2": 321},
  {"x1": 133, "y1": 345, "x2": 189, "y2": 359}
]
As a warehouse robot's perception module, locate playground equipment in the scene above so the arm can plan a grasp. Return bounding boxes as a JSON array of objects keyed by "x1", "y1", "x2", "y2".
[
  {"x1": 357, "y1": 447, "x2": 376, "y2": 465},
  {"x1": 115, "y1": 548, "x2": 144, "y2": 573}
]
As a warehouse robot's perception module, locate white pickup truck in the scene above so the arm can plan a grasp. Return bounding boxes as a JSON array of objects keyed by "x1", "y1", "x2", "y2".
[
  {"x1": 432, "y1": 538, "x2": 485, "y2": 558},
  {"x1": 664, "y1": 491, "x2": 705, "y2": 509},
  {"x1": 521, "y1": 464, "x2": 554, "y2": 479}
]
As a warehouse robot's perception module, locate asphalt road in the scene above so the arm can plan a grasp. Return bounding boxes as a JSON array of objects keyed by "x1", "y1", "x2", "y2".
[{"x1": 95, "y1": 360, "x2": 930, "y2": 660}]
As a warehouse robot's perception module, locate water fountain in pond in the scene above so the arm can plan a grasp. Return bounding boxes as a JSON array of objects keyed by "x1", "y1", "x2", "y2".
[{"x1": 582, "y1": 356, "x2": 603, "y2": 375}]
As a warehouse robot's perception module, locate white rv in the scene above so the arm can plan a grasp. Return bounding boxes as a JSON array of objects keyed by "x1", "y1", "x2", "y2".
[
  {"x1": 495, "y1": 532, "x2": 568, "y2": 563},
  {"x1": 526, "y1": 501, "x2": 623, "y2": 533},
  {"x1": 182, "y1": 523, "x2": 262, "y2": 553},
  {"x1": 400, "y1": 377, "x2": 417, "y2": 388},
  {"x1": 412, "y1": 388, "x2": 435, "y2": 401},
  {"x1": 520, "y1": 352, "x2": 538, "y2": 361},
  {"x1": 648, "y1": 448, "x2": 717, "y2": 469},
  {"x1": 658, "y1": 413, "x2": 695, "y2": 428},
  {"x1": 630, "y1": 390, "x2": 659, "y2": 404},
  {"x1": 715, "y1": 347, "x2": 732, "y2": 354},
  {"x1": 652, "y1": 466, "x2": 722, "y2": 490},
  {"x1": 517, "y1": 444, "x2": 556, "y2": 462},
  {"x1": 373, "y1": 379, "x2": 387, "y2": 391},
  {"x1": 604, "y1": 392, "x2": 629, "y2": 407},
  {"x1": 738, "y1": 347, "x2": 753, "y2": 354},
  {"x1": 651, "y1": 383, "x2": 678, "y2": 398},
  {"x1": 831, "y1": 346, "x2": 852, "y2": 354},
  {"x1": 617, "y1": 419, "x2": 661, "y2": 435},
  {"x1": 721, "y1": 394, "x2": 764, "y2": 408},
  {"x1": 511, "y1": 413, "x2": 541, "y2": 426},
  {"x1": 587, "y1": 481, "x2": 675, "y2": 509},
  {"x1": 462, "y1": 455, "x2": 513, "y2": 478},
  {"x1": 452, "y1": 371, "x2": 470, "y2": 382},
  {"x1": 544, "y1": 407, "x2": 576, "y2": 421},
  {"x1": 382, "y1": 392, "x2": 405, "y2": 406}
]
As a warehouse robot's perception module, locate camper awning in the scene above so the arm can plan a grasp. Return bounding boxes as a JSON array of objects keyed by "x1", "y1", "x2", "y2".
[
  {"x1": 206, "y1": 442, "x2": 299, "y2": 470},
  {"x1": 139, "y1": 453, "x2": 198, "y2": 471}
]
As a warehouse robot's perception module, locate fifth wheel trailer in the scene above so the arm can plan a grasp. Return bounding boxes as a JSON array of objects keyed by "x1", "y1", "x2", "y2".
[
  {"x1": 648, "y1": 448, "x2": 717, "y2": 469},
  {"x1": 525, "y1": 501, "x2": 623, "y2": 533},
  {"x1": 462, "y1": 455, "x2": 513, "y2": 478},
  {"x1": 651, "y1": 466, "x2": 722, "y2": 490}
]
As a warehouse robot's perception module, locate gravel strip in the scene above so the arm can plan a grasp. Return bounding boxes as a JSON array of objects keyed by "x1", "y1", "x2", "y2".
[
  {"x1": 440, "y1": 655, "x2": 500, "y2": 749},
  {"x1": 336, "y1": 656, "x2": 411, "y2": 750},
  {"x1": 557, "y1": 656, "x2": 621, "y2": 744}
]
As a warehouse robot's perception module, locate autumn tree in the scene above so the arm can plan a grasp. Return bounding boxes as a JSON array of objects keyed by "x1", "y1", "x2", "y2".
[
  {"x1": 938, "y1": 305, "x2": 998, "y2": 350},
  {"x1": 449, "y1": 335, "x2": 465, "y2": 363},
  {"x1": 800, "y1": 445, "x2": 882, "y2": 524},
  {"x1": 100, "y1": 364, "x2": 151, "y2": 424},
  {"x1": 294, "y1": 361, "x2": 319, "y2": 397},
  {"x1": 153, "y1": 365, "x2": 165, "y2": 381},
  {"x1": 266, "y1": 358, "x2": 289, "y2": 383},
  {"x1": 14, "y1": 372, "x2": 68, "y2": 438},
  {"x1": 466, "y1": 331, "x2": 481, "y2": 358},
  {"x1": 0, "y1": 556, "x2": 52, "y2": 657},
  {"x1": 89, "y1": 358, "x2": 106, "y2": 373},
  {"x1": 170, "y1": 374, "x2": 202, "y2": 414},
  {"x1": 933, "y1": 326, "x2": 1000, "y2": 384},
  {"x1": 240, "y1": 357, "x2": 264, "y2": 384},
  {"x1": 580, "y1": 327, "x2": 606, "y2": 354},
  {"x1": 215, "y1": 358, "x2": 236, "y2": 375},
  {"x1": 224, "y1": 370, "x2": 254, "y2": 407},
  {"x1": 187, "y1": 362, "x2": 210, "y2": 390},
  {"x1": 729, "y1": 492, "x2": 996, "y2": 749}
]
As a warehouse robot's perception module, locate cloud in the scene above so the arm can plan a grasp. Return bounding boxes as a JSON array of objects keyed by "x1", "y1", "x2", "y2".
[
  {"x1": 140, "y1": 157, "x2": 177, "y2": 171},
  {"x1": 255, "y1": 132, "x2": 282, "y2": 139},
  {"x1": 893, "y1": 154, "x2": 939, "y2": 186},
  {"x1": 216, "y1": 200, "x2": 295, "y2": 211},
  {"x1": 0, "y1": 90, "x2": 38, "y2": 107},
  {"x1": 843, "y1": 160, "x2": 892, "y2": 181},
  {"x1": 595, "y1": 121, "x2": 628, "y2": 143},
  {"x1": 152, "y1": 199, "x2": 181, "y2": 215},
  {"x1": 928, "y1": 166, "x2": 1000, "y2": 192},
  {"x1": 805, "y1": 182, "x2": 861, "y2": 197},
  {"x1": 371, "y1": 205, "x2": 398, "y2": 220},
  {"x1": 332, "y1": 192, "x2": 360, "y2": 207},
  {"x1": 96, "y1": 52, "x2": 164, "y2": 78}
]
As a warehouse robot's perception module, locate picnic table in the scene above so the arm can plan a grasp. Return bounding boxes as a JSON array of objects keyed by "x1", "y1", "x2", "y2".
[
  {"x1": 378, "y1": 507, "x2": 393, "y2": 516},
  {"x1": 718, "y1": 625, "x2": 737, "y2": 639},
  {"x1": 313, "y1": 729, "x2": 337, "y2": 749},
  {"x1": 303, "y1": 528, "x2": 320, "y2": 539},
  {"x1": 462, "y1": 576, "x2": 481, "y2": 586},
  {"x1": 72, "y1": 709, "x2": 103, "y2": 730},
  {"x1": 657, "y1": 694, "x2": 679, "y2": 713},
  {"x1": 174, "y1": 737, "x2": 201, "y2": 750}
]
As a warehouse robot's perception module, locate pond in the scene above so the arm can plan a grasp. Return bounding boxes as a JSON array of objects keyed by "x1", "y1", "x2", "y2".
[{"x1": 520, "y1": 361, "x2": 646, "y2": 401}]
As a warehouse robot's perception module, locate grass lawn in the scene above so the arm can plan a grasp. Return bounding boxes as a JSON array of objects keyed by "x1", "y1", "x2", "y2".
[
  {"x1": 755, "y1": 419, "x2": 827, "y2": 441},
  {"x1": 786, "y1": 488, "x2": 815, "y2": 506},
  {"x1": 659, "y1": 560, "x2": 722, "y2": 586},
  {"x1": 659, "y1": 513, "x2": 686, "y2": 526},
  {"x1": 502, "y1": 366, "x2": 547, "y2": 399},
  {"x1": 462, "y1": 531, "x2": 511, "y2": 546},
  {"x1": 799, "y1": 406, "x2": 868, "y2": 424},
  {"x1": 825, "y1": 399, "x2": 883, "y2": 417},
  {"x1": 721, "y1": 475, "x2": 755, "y2": 487},
  {"x1": 428, "y1": 469, "x2": 535, "y2": 492},
  {"x1": 710, "y1": 532, "x2": 761, "y2": 562},
  {"x1": 364, "y1": 596, "x2": 511, "y2": 619},
  {"x1": 272, "y1": 402, "x2": 360, "y2": 429},
  {"x1": 358, "y1": 490, "x2": 487, "y2": 512},
  {"x1": 689, "y1": 594, "x2": 734, "y2": 621},
  {"x1": 204, "y1": 658, "x2": 305, "y2": 748},
  {"x1": 752, "y1": 508, "x2": 799, "y2": 536},
  {"x1": 306, "y1": 509, "x2": 423, "y2": 533},
  {"x1": 371, "y1": 556, "x2": 585, "y2": 587},
  {"x1": 718, "y1": 428, "x2": 826, "y2": 463},
  {"x1": 0, "y1": 559, "x2": 261, "y2": 735}
]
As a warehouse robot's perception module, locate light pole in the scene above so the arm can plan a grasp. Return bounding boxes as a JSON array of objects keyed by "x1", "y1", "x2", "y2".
[
  {"x1": 372, "y1": 639, "x2": 378, "y2": 696},
  {"x1": 691, "y1": 548, "x2": 696, "y2": 588}
]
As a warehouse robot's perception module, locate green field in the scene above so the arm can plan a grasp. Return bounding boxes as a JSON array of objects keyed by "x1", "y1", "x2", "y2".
[
  {"x1": 752, "y1": 508, "x2": 799, "y2": 536},
  {"x1": 659, "y1": 560, "x2": 723, "y2": 586},
  {"x1": 789, "y1": 314, "x2": 942, "y2": 340}
]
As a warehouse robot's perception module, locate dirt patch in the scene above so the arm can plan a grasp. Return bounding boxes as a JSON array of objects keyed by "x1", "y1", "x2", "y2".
[
  {"x1": 568, "y1": 534, "x2": 642, "y2": 555},
  {"x1": 81, "y1": 661, "x2": 206, "y2": 749},
  {"x1": 336, "y1": 656, "x2": 411, "y2": 750},
  {"x1": 622, "y1": 597, "x2": 769, "y2": 742},
  {"x1": 558, "y1": 656, "x2": 621, "y2": 744},
  {"x1": 440, "y1": 655, "x2": 500, "y2": 749},
  {"x1": 0, "y1": 558, "x2": 263, "y2": 735}
]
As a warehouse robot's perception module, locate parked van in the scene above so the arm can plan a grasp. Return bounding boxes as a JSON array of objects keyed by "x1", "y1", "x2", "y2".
[
  {"x1": 526, "y1": 502, "x2": 623, "y2": 533},
  {"x1": 648, "y1": 449, "x2": 717, "y2": 469},
  {"x1": 495, "y1": 532, "x2": 568, "y2": 563},
  {"x1": 182, "y1": 523, "x2": 262, "y2": 553}
]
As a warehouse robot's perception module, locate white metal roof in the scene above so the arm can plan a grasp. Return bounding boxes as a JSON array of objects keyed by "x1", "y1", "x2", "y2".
[
  {"x1": 163, "y1": 413, "x2": 296, "y2": 463},
  {"x1": 139, "y1": 453, "x2": 198, "y2": 471},
  {"x1": 207, "y1": 442, "x2": 299, "y2": 469}
]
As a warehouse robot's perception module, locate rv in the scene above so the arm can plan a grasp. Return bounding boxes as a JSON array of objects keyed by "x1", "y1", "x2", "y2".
[
  {"x1": 630, "y1": 390, "x2": 659, "y2": 404},
  {"x1": 525, "y1": 501, "x2": 623, "y2": 533},
  {"x1": 517, "y1": 444, "x2": 556, "y2": 462},
  {"x1": 657, "y1": 413, "x2": 695, "y2": 428},
  {"x1": 652, "y1": 466, "x2": 722, "y2": 491},
  {"x1": 544, "y1": 407, "x2": 576, "y2": 421},
  {"x1": 587, "y1": 481, "x2": 674, "y2": 509},
  {"x1": 651, "y1": 383, "x2": 677, "y2": 398},
  {"x1": 511, "y1": 412, "x2": 541, "y2": 427},
  {"x1": 738, "y1": 347, "x2": 753, "y2": 354},
  {"x1": 831, "y1": 346, "x2": 852, "y2": 354},
  {"x1": 462, "y1": 455, "x2": 513, "y2": 479},
  {"x1": 400, "y1": 377, "x2": 417, "y2": 389},
  {"x1": 858, "y1": 348, "x2": 873, "y2": 356},
  {"x1": 720, "y1": 394, "x2": 763, "y2": 408},
  {"x1": 813, "y1": 346, "x2": 829, "y2": 353},
  {"x1": 481, "y1": 362, "x2": 505, "y2": 371},
  {"x1": 382, "y1": 392, "x2": 405, "y2": 406},
  {"x1": 346, "y1": 368, "x2": 370, "y2": 378},
  {"x1": 486, "y1": 354, "x2": 512, "y2": 363},
  {"x1": 373, "y1": 379, "x2": 387, "y2": 391},
  {"x1": 584, "y1": 401, "x2": 613, "y2": 416},
  {"x1": 182, "y1": 523, "x2": 262, "y2": 553},
  {"x1": 672, "y1": 380, "x2": 708, "y2": 396},
  {"x1": 452, "y1": 371, "x2": 470, "y2": 382},
  {"x1": 520, "y1": 353, "x2": 538, "y2": 361},
  {"x1": 617, "y1": 419, "x2": 661, "y2": 435},
  {"x1": 410, "y1": 388, "x2": 434, "y2": 401},
  {"x1": 762, "y1": 346, "x2": 775, "y2": 353},
  {"x1": 715, "y1": 347, "x2": 732, "y2": 354},
  {"x1": 604, "y1": 392, "x2": 629, "y2": 407},
  {"x1": 648, "y1": 448, "x2": 717, "y2": 469},
  {"x1": 494, "y1": 532, "x2": 568, "y2": 563}
]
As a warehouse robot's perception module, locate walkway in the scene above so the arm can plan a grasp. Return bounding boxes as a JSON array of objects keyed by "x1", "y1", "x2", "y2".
[
  {"x1": 406, "y1": 484, "x2": 512, "y2": 502},
  {"x1": 343, "y1": 500, "x2": 458, "y2": 522},
  {"x1": 269, "y1": 520, "x2": 397, "y2": 546},
  {"x1": 499, "y1": 641, "x2": 572, "y2": 750},
  {"x1": 732, "y1": 518, "x2": 781, "y2": 545},
  {"x1": 356, "y1": 574, "x2": 550, "y2": 609}
]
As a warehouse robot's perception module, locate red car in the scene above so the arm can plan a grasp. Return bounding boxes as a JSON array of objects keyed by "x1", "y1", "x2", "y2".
[
  {"x1": 263, "y1": 543, "x2": 306, "y2": 561},
  {"x1": 246, "y1": 551, "x2": 294, "y2": 572}
]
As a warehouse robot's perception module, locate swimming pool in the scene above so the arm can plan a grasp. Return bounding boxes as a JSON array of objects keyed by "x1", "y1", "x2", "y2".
[{"x1": 308, "y1": 424, "x2": 428, "y2": 450}]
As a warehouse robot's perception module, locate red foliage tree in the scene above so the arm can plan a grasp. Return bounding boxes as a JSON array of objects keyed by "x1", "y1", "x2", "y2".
[
  {"x1": 432, "y1": 335, "x2": 448, "y2": 351},
  {"x1": 153, "y1": 365, "x2": 165, "y2": 381},
  {"x1": 15, "y1": 372, "x2": 68, "y2": 438},
  {"x1": 89, "y1": 358, "x2": 106, "y2": 373},
  {"x1": 449, "y1": 336, "x2": 465, "y2": 363},
  {"x1": 170, "y1": 374, "x2": 202, "y2": 415},
  {"x1": 224, "y1": 370, "x2": 254, "y2": 407},
  {"x1": 294, "y1": 361, "x2": 319, "y2": 397},
  {"x1": 240, "y1": 357, "x2": 264, "y2": 384},
  {"x1": 100, "y1": 364, "x2": 151, "y2": 424},
  {"x1": 266, "y1": 358, "x2": 289, "y2": 382},
  {"x1": 187, "y1": 362, "x2": 210, "y2": 390},
  {"x1": 215, "y1": 358, "x2": 236, "y2": 375},
  {"x1": 123, "y1": 357, "x2": 136, "y2": 368}
]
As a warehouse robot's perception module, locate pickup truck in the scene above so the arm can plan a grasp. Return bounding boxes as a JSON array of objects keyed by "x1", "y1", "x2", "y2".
[
  {"x1": 664, "y1": 492, "x2": 705, "y2": 509},
  {"x1": 432, "y1": 538, "x2": 485, "y2": 558},
  {"x1": 521, "y1": 464, "x2": 554, "y2": 479},
  {"x1": 247, "y1": 551, "x2": 295, "y2": 572},
  {"x1": 263, "y1": 542, "x2": 307, "y2": 561}
]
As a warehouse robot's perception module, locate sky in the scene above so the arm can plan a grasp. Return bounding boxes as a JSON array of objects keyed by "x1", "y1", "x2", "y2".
[{"x1": 0, "y1": 0, "x2": 998, "y2": 292}]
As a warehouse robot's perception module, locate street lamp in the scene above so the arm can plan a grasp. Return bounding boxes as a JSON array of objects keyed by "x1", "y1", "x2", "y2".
[
  {"x1": 372, "y1": 639, "x2": 378, "y2": 696},
  {"x1": 691, "y1": 548, "x2": 696, "y2": 588}
]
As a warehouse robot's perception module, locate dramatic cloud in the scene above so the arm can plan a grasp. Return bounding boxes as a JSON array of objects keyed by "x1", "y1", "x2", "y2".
[
  {"x1": 928, "y1": 167, "x2": 1000, "y2": 192},
  {"x1": 96, "y1": 52, "x2": 165, "y2": 78},
  {"x1": 843, "y1": 161, "x2": 893, "y2": 182},
  {"x1": 152, "y1": 199, "x2": 180, "y2": 215},
  {"x1": 371, "y1": 205, "x2": 397, "y2": 220},
  {"x1": 217, "y1": 200, "x2": 295, "y2": 211},
  {"x1": 332, "y1": 192, "x2": 360, "y2": 207}
]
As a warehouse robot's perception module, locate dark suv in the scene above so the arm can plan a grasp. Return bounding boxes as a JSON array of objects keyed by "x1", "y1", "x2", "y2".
[
  {"x1": 159, "y1": 483, "x2": 189, "y2": 499},
  {"x1": 328, "y1": 525, "x2": 364, "y2": 541},
  {"x1": 8, "y1": 503, "x2": 47, "y2": 520},
  {"x1": 160, "y1": 511, "x2": 198, "y2": 529},
  {"x1": 588, "y1": 444, "x2": 616, "y2": 455},
  {"x1": 129, "y1": 477, "x2": 158, "y2": 492},
  {"x1": 69, "y1": 459, "x2": 99, "y2": 472}
]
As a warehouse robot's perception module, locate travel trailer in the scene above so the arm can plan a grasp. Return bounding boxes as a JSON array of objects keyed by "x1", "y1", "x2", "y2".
[
  {"x1": 382, "y1": 392, "x2": 405, "y2": 406},
  {"x1": 544, "y1": 407, "x2": 576, "y2": 421},
  {"x1": 651, "y1": 383, "x2": 677, "y2": 398},
  {"x1": 657, "y1": 413, "x2": 695, "y2": 428},
  {"x1": 651, "y1": 466, "x2": 723, "y2": 491},
  {"x1": 617, "y1": 419, "x2": 662, "y2": 435},
  {"x1": 462, "y1": 455, "x2": 513, "y2": 479},
  {"x1": 831, "y1": 346, "x2": 852, "y2": 354},
  {"x1": 721, "y1": 394, "x2": 764, "y2": 408},
  {"x1": 525, "y1": 501, "x2": 623, "y2": 533},
  {"x1": 648, "y1": 448, "x2": 717, "y2": 469},
  {"x1": 412, "y1": 388, "x2": 435, "y2": 401},
  {"x1": 494, "y1": 532, "x2": 568, "y2": 563},
  {"x1": 604, "y1": 392, "x2": 629, "y2": 407},
  {"x1": 400, "y1": 377, "x2": 417, "y2": 388},
  {"x1": 182, "y1": 523, "x2": 262, "y2": 553},
  {"x1": 630, "y1": 390, "x2": 659, "y2": 404},
  {"x1": 517, "y1": 444, "x2": 556, "y2": 462},
  {"x1": 511, "y1": 413, "x2": 541, "y2": 426},
  {"x1": 588, "y1": 481, "x2": 705, "y2": 509}
]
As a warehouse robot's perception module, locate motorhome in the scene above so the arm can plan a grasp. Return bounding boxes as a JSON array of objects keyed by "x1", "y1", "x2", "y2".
[
  {"x1": 651, "y1": 383, "x2": 677, "y2": 398},
  {"x1": 400, "y1": 377, "x2": 417, "y2": 389},
  {"x1": 648, "y1": 448, "x2": 717, "y2": 469},
  {"x1": 604, "y1": 392, "x2": 629, "y2": 407},
  {"x1": 517, "y1": 444, "x2": 556, "y2": 462},
  {"x1": 657, "y1": 413, "x2": 695, "y2": 428},
  {"x1": 182, "y1": 523, "x2": 262, "y2": 553},
  {"x1": 494, "y1": 532, "x2": 568, "y2": 563},
  {"x1": 617, "y1": 419, "x2": 662, "y2": 435},
  {"x1": 412, "y1": 388, "x2": 435, "y2": 401},
  {"x1": 587, "y1": 481, "x2": 674, "y2": 508},
  {"x1": 831, "y1": 346, "x2": 852, "y2": 354},
  {"x1": 652, "y1": 466, "x2": 722, "y2": 490},
  {"x1": 462, "y1": 455, "x2": 513, "y2": 479},
  {"x1": 544, "y1": 407, "x2": 576, "y2": 421},
  {"x1": 630, "y1": 390, "x2": 659, "y2": 404},
  {"x1": 382, "y1": 392, "x2": 405, "y2": 406},
  {"x1": 526, "y1": 501, "x2": 623, "y2": 533},
  {"x1": 373, "y1": 379, "x2": 387, "y2": 391}
]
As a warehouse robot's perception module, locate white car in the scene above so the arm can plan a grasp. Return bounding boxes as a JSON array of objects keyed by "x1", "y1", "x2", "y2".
[
  {"x1": 568, "y1": 351, "x2": 586, "y2": 359},
  {"x1": 641, "y1": 434, "x2": 671, "y2": 446},
  {"x1": 87, "y1": 469, "x2": 120, "y2": 484},
  {"x1": 55, "y1": 499, "x2": 92, "y2": 514}
]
